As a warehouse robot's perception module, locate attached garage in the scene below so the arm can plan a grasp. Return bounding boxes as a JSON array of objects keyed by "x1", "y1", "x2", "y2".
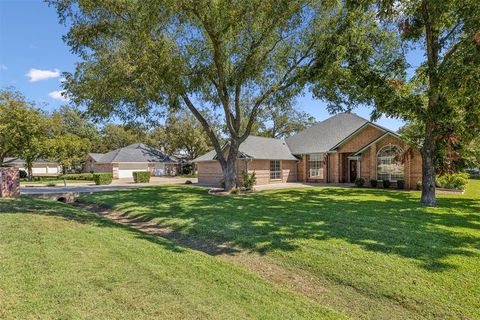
[
  {"x1": 3, "y1": 158, "x2": 61, "y2": 177},
  {"x1": 118, "y1": 163, "x2": 149, "y2": 178},
  {"x1": 85, "y1": 143, "x2": 182, "y2": 179}
]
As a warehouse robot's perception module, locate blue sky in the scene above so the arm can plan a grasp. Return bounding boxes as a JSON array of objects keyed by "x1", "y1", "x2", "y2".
[{"x1": 0, "y1": 0, "x2": 423, "y2": 131}]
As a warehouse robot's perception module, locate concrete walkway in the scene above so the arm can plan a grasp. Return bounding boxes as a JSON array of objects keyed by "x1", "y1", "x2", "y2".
[{"x1": 21, "y1": 177, "x2": 198, "y2": 195}]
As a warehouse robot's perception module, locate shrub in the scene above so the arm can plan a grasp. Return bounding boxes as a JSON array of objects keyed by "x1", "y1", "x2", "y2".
[
  {"x1": 382, "y1": 180, "x2": 391, "y2": 188},
  {"x1": 436, "y1": 173, "x2": 469, "y2": 190},
  {"x1": 19, "y1": 170, "x2": 28, "y2": 179},
  {"x1": 185, "y1": 180, "x2": 193, "y2": 185},
  {"x1": 93, "y1": 173, "x2": 113, "y2": 185},
  {"x1": 416, "y1": 181, "x2": 422, "y2": 191},
  {"x1": 396, "y1": 179, "x2": 405, "y2": 189},
  {"x1": 354, "y1": 177, "x2": 365, "y2": 187},
  {"x1": 181, "y1": 163, "x2": 194, "y2": 175},
  {"x1": 242, "y1": 170, "x2": 257, "y2": 190},
  {"x1": 370, "y1": 179, "x2": 378, "y2": 188},
  {"x1": 59, "y1": 173, "x2": 94, "y2": 180},
  {"x1": 133, "y1": 171, "x2": 151, "y2": 183}
]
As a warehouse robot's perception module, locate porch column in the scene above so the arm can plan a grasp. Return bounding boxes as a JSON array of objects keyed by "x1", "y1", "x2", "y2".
[{"x1": 370, "y1": 144, "x2": 377, "y2": 181}]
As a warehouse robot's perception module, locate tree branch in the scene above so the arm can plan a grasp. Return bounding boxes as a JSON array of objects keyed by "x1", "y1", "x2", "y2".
[{"x1": 180, "y1": 93, "x2": 226, "y2": 165}]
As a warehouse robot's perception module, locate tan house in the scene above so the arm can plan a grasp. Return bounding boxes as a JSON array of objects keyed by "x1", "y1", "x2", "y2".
[
  {"x1": 84, "y1": 143, "x2": 181, "y2": 179},
  {"x1": 3, "y1": 158, "x2": 61, "y2": 176},
  {"x1": 194, "y1": 113, "x2": 422, "y2": 189}
]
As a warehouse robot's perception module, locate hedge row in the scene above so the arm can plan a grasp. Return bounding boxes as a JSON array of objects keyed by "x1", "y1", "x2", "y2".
[
  {"x1": 93, "y1": 173, "x2": 113, "y2": 185},
  {"x1": 133, "y1": 171, "x2": 151, "y2": 183},
  {"x1": 59, "y1": 173, "x2": 94, "y2": 180}
]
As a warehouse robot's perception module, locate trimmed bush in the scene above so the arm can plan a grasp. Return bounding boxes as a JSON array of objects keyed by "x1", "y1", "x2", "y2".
[
  {"x1": 241, "y1": 171, "x2": 256, "y2": 190},
  {"x1": 93, "y1": 173, "x2": 113, "y2": 185},
  {"x1": 59, "y1": 173, "x2": 94, "y2": 180},
  {"x1": 416, "y1": 181, "x2": 422, "y2": 191},
  {"x1": 396, "y1": 179, "x2": 405, "y2": 189},
  {"x1": 19, "y1": 170, "x2": 28, "y2": 179},
  {"x1": 370, "y1": 179, "x2": 378, "y2": 188},
  {"x1": 133, "y1": 171, "x2": 151, "y2": 183},
  {"x1": 354, "y1": 177, "x2": 365, "y2": 187},
  {"x1": 184, "y1": 180, "x2": 193, "y2": 185},
  {"x1": 436, "y1": 173, "x2": 469, "y2": 190},
  {"x1": 382, "y1": 180, "x2": 391, "y2": 188}
]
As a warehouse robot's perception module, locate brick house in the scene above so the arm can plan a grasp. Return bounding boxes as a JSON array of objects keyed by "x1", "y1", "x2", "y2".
[
  {"x1": 84, "y1": 143, "x2": 181, "y2": 179},
  {"x1": 194, "y1": 113, "x2": 422, "y2": 189}
]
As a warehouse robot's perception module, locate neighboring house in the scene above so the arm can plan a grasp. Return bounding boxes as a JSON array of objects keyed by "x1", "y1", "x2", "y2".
[
  {"x1": 3, "y1": 158, "x2": 61, "y2": 176},
  {"x1": 84, "y1": 143, "x2": 181, "y2": 179},
  {"x1": 194, "y1": 113, "x2": 422, "y2": 189}
]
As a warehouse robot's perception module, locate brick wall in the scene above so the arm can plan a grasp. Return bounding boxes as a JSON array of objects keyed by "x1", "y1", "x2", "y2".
[
  {"x1": 337, "y1": 125, "x2": 385, "y2": 153},
  {"x1": 358, "y1": 134, "x2": 422, "y2": 189},
  {"x1": 198, "y1": 161, "x2": 224, "y2": 185},
  {"x1": 0, "y1": 167, "x2": 20, "y2": 197},
  {"x1": 197, "y1": 159, "x2": 298, "y2": 186}
]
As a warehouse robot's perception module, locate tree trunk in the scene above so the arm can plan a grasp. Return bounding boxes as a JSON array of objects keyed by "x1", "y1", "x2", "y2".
[
  {"x1": 221, "y1": 141, "x2": 240, "y2": 191},
  {"x1": 421, "y1": 121, "x2": 437, "y2": 206},
  {"x1": 422, "y1": 0, "x2": 439, "y2": 207},
  {"x1": 28, "y1": 167, "x2": 33, "y2": 182},
  {"x1": 223, "y1": 156, "x2": 237, "y2": 191}
]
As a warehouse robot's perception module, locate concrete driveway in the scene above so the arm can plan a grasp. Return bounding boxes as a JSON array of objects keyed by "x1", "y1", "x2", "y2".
[{"x1": 21, "y1": 177, "x2": 198, "y2": 195}]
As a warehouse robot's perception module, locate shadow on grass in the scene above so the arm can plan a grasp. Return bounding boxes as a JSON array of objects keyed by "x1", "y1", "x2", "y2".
[
  {"x1": 0, "y1": 197, "x2": 187, "y2": 254},
  {"x1": 78, "y1": 185, "x2": 480, "y2": 272}
]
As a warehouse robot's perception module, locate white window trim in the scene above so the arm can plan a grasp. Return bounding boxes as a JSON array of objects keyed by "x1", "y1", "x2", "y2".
[
  {"x1": 376, "y1": 144, "x2": 404, "y2": 182},
  {"x1": 270, "y1": 160, "x2": 282, "y2": 180},
  {"x1": 308, "y1": 153, "x2": 324, "y2": 179}
]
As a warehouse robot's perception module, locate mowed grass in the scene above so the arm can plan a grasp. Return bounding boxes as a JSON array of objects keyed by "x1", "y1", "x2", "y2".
[
  {"x1": 0, "y1": 198, "x2": 341, "y2": 319},
  {"x1": 81, "y1": 180, "x2": 480, "y2": 319}
]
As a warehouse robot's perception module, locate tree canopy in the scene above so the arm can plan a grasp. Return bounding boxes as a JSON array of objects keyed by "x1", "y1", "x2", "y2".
[
  {"x1": 308, "y1": 0, "x2": 480, "y2": 206},
  {"x1": 50, "y1": 0, "x2": 343, "y2": 190}
]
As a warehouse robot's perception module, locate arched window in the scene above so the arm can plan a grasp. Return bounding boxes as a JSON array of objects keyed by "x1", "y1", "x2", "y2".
[{"x1": 377, "y1": 144, "x2": 404, "y2": 181}]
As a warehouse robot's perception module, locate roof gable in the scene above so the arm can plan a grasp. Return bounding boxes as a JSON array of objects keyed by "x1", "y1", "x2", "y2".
[
  {"x1": 351, "y1": 132, "x2": 402, "y2": 157},
  {"x1": 93, "y1": 144, "x2": 176, "y2": 163},
  {"x1": 286, "y1": 113, "x2": 369, "y2": 154}
]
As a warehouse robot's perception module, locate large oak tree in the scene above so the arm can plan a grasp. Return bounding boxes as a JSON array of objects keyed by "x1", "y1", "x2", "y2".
[{"x1": 50, "y1": 0, "x2": 342, "y2": 191}]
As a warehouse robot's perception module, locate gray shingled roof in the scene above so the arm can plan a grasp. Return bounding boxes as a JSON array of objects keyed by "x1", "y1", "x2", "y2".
[
  {"x1": 91, "y1": 143, "x2": 177, "y2": 163},
  {"x1": 88, "y1": 153, "x2": 105, "y2": 162},
  {"x1": 286, "y1": 113, "x2": 372, "y2": 154},
  {"x1": 3, "y1": 157, "x2": 57, "y2": 165},
  {"x1": 193, "y1": 136, "x2": 298, "y2": 162}
]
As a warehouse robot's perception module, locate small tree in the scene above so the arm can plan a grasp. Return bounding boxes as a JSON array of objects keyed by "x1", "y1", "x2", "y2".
[
  {"x1": 257, "y1": 101, "x2": 316, "y2": 139},
  {"x1": 162, "y1": 111, "x2": 212, "y2": 160},
  {"x1": 46, "y1": 134, "x2": 91, "y2": 173}
]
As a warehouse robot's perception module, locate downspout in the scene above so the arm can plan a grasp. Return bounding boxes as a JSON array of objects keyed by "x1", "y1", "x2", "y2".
[{"x1": 326, "y1": 153, "x2": 330, "y2": 183}]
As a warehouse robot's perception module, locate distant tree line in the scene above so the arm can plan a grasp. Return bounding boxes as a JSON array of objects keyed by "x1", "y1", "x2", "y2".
[{"x1": 1, "y1": 87, "x2": 313, "y2": 179}]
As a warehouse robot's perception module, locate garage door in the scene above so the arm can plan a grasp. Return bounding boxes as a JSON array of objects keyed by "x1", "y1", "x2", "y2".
[
  {"x1": 32, "y1": 167, "x2": 48, "y2": 175},
  {"x1": 118, "y1": 163, "x2": 149, "y2": 178}
]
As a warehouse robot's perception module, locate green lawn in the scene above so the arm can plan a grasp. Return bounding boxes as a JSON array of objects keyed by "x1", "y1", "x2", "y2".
[
  {"x1": 0, "y1": 198, "x2": 339, "y2": 319},
  {"x1": 80, "y1": 180, "x2": 480, "y2": 319},
  {"x1": 21, "y1": 179, "x2": 94, "y2": 186}
]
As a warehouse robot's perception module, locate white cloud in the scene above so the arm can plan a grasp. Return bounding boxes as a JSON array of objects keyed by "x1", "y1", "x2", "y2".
[
  {"x1": 48, "y1": 90, "x2": 69, "y2": 102},
  {"x1": 26, "y1": 68, "x2": 60, "y2": 82},
  {"x1": 0, "y1": 64, "x2": 7, "y2": 71}
]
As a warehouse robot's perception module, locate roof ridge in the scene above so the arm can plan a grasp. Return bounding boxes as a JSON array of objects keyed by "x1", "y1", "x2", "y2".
[{"x1": 247, "y1": 135, "x2": 285, "y2": 141}]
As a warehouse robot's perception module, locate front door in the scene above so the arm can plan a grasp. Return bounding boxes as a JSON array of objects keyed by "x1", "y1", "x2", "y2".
[{"x1": 349, "y1": 160, "x2": 357, "y2": 182}]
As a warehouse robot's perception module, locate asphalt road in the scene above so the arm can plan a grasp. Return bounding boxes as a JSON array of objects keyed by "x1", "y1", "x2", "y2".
[{"x1": 21, "y1": 177, "x2": 199, "y2": 195}]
